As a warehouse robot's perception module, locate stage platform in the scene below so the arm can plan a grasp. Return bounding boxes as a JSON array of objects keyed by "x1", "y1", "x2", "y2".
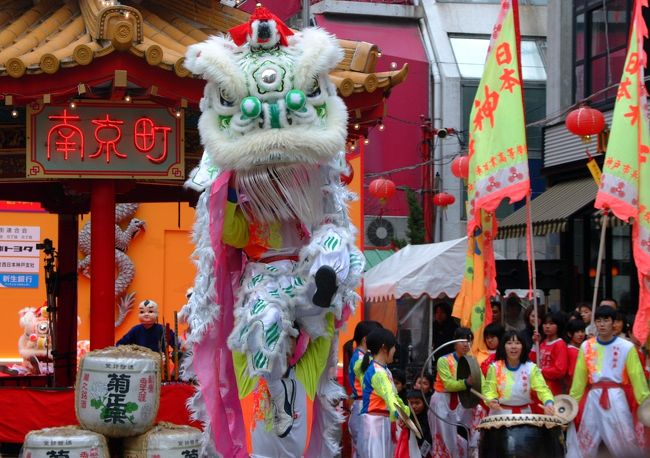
[{"x1": 0, "y1": 381, "x2": 200, "y2": 443}]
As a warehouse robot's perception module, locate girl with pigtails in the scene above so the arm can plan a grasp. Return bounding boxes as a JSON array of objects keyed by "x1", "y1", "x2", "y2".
[{"x1": 358, "y1": 328, "x2": 410, "y2": 458}]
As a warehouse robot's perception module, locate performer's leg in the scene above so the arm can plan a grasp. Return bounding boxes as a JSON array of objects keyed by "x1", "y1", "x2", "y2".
[
  {"x1": 566, "y1": 397, "x2": 603, "y2": 458},
  {"x1": 457, "y1": 405, "x2": 478, "y2": 451},
  {"x1": 266, "y1": 375, "x2": 296, "y2": 438},
  {"x1": 359, "y1": 414, "x2": 392, "y2": 458},
  {"x1": 599, "y1": 391, "x2": 643, "y2": 458},
  {"x1": 348, "y1": 399, "x2": 362, "y2": 457},
  {"x1": 428, "y1": 392, "x2": 458, "y2": 457}
]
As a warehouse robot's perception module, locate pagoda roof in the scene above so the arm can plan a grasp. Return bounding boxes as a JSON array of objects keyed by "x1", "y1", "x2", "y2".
[{"x1": 0, "y1": 0, "x2": 407, "y2": 98}]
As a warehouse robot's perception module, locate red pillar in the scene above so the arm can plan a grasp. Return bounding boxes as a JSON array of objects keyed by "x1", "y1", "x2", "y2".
[
  {"x1": 54, "y1": 213, "x2": 79, "y2": 386},
  {"x1": 90, "y1": 181, "x2": 115, "y2": 349}
]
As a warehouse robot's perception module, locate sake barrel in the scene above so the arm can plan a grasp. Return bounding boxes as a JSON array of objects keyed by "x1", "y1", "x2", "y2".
[
  {"x1": 75, "y1": 345, "x2": 161, "y2": 437},
  {"x1": 23, "y1": 426, "x2": 109, "y2": 458},
  {"x1": 123, "y1": 422, "x2": 202, "y2": 458}
]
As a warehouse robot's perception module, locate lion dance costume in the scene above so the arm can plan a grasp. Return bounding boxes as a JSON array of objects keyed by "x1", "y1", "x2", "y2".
[{"x1": 180, "y1": 5, "x2": 363, "y2": 456}]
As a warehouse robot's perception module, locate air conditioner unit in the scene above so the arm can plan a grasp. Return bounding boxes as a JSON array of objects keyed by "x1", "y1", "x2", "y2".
[{"x1": 366, "y1": 217, "x2": 394, "y2": 247}]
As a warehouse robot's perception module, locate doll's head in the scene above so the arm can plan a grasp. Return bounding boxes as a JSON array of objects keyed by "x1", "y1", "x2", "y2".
[{"x1": 138, "y1": 299, "x2": 159, "y2": 328}]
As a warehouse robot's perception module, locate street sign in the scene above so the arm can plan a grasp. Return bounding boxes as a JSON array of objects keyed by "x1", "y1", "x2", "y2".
[
  {"x1": 0, "y1": 225, "x2": 40, "y2": 241},
  {"x1": 0, "y1": 225, "x2": 41, "y2": 288},
  {"x1": 0, "y1": 273, "x2": 38, "y2": 288}
]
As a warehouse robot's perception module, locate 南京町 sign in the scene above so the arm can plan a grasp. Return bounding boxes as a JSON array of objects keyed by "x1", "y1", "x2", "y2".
[{"x1": 27, "y1": 102, "x2": 185, "y2": 179}]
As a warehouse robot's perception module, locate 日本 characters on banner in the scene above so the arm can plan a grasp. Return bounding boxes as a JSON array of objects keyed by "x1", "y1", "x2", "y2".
[
  {"x1": 466, "y1": 0, "x2": 530, "y2": 234},
  {"x1": 594, "y1": 0, "x2": 650, "y2": 343}
]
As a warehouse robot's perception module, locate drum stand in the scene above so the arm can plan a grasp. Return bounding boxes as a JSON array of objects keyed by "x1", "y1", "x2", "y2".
[{"x1": 421, "y1": 339, "x2": 477, "y2": 457}]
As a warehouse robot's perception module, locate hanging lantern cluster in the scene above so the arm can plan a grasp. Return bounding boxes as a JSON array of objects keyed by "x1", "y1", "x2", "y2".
[
  {"x1": 368, "y1": 178, "x2": 396, "y2": 204},
  {"x1": 565, "y1": 106, "x2": 605, "y2": 142},
  {"x1": 450, "y1": 155, "x2": 470, "y2": 179},
  {"x1": 432, "y1": 192, "x2": 455, "y2": 207}
]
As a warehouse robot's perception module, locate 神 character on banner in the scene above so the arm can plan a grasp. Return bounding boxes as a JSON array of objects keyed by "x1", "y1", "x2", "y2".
[{"x1": 180, "y1": 4, "x2": 364, "y2": 456}]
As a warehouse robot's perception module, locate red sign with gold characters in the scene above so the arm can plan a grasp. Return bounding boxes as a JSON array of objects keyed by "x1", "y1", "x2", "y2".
[{"x1": 27, "y1": 102, "x2": 184, "y2": 179}]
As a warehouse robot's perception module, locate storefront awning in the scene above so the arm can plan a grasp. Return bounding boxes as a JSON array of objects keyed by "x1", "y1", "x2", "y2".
[{"x1": 497, "y1": 178, "x2": 598, "y2": 239}]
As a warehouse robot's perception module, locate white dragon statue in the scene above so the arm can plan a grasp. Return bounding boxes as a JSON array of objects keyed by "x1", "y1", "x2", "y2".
[{"x1": 78, "y1": 203, "x2": 146, "y2": 327}]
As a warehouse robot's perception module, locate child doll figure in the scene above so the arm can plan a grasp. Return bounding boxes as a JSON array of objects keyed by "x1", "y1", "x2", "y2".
[{"x1": 117, "y1": 299, "x2": 177, "y2": 353}]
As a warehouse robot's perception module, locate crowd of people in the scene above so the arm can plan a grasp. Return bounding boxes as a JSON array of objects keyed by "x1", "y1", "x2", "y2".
[{"x1": 344, "y1": 297, "x2": 650, "y2": 458}]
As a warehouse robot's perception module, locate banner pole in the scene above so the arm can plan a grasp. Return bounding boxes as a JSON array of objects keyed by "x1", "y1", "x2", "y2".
[
  {"x1": 591, "y1": 211, "x2": 608, "y2": 330},
  {"x1": 525, "y1": 193, "x2": 540, "y2": 363}
]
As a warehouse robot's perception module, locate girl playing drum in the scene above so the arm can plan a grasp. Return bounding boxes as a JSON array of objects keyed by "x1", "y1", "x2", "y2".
[{"x1": 483, "y1": 330, "x2": 556, "y2": 416}]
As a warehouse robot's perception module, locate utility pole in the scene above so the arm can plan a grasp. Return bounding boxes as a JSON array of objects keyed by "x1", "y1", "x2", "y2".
[
  {"x1": 302, "y1": 0, "x2": 310, "y2": 29},
  {"x1": 420, "y1": 115, "x2": 435, "y2": 242}
]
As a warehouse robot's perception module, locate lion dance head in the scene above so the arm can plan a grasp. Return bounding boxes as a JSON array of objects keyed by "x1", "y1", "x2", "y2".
[{"x1": 184, "y1": 4, "x2": 347, "y2": 174}]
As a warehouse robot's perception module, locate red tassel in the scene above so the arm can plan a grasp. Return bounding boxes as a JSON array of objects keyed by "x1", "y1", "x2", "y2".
[{"x1": 394, "y1": 427, "x2": 411, "y2": 458}]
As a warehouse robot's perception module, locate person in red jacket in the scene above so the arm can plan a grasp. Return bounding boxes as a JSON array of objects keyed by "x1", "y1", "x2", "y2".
[
  {"x1": 565, "y1": 319, "x2": 586, "y2": 388},
  {"x1": 531, "y1": 311, "x2": 568, "y2": 395}
]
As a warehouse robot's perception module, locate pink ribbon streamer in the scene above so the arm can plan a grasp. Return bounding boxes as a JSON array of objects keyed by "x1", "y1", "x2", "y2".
[{"x1": 193, "y1": 172, "x2": 248, "y2": 457}]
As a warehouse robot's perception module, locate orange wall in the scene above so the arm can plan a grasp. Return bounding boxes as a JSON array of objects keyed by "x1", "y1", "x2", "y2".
[{"x1": 0, "y1": 203, "x2": 196, "y2": 360}]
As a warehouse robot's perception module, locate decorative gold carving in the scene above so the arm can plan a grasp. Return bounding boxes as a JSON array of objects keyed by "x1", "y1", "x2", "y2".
[
  {"x1": 40, "y1": 54, "x2": 60, "y2": 74},
  {"x1": 74, "y1": 44, "x2": 94, "y2": 65},
  {"x1": 145, "y1": 44, "x2": 163, "y2": 66},
  {"x1": 364, "y1": 74, "x2": 378, "y2": 93},
  {"x1": 174, "y1": 58, "x2": 190, "y2": 78},
  {"x1": 331, "y1": 76, "x2": 354, "y2": 97},
  {"x1": 111, "y1": 20, "x2": 134, "y2": 51},
  {"x1": 5, "y1": 58, "x2": 26, "y2": 78},
  {"x1": 98, "y1": 6, "x2": 143, "y2": 43}
]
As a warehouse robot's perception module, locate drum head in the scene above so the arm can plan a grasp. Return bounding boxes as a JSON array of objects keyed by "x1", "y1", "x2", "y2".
[
  {"x1": 638, "y1": 398, "x2": 650, "y2": 427},
  {"x1": 457, "y1": 355, "x2": 482, "y2": 408},
  {"x1": 395, "y1": 403, "x2": 422, "y2": 439},
  {"x1": 477, "y1": 413, "x2": 564, "y2": 430},
  {"x1": 554, "y1": 394, "x2": 578, "y2": 423}
]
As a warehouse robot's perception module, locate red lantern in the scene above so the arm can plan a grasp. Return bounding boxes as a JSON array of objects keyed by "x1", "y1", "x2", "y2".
[
  {"x1": 432, "y1": 192, "x2": 455, "y2": 207},
  {"x1": 340, "y1": 160, "x2": 354, "y2": 185},
  {"x1": 565, "y1": 106, "x2": 605, "y2": 140},
  {"x1": 368, "y1": 178, "x2": 396, "y2": 202},
  {"x1": 451, "y1": 156, "x2": 470, "y2": 179}
]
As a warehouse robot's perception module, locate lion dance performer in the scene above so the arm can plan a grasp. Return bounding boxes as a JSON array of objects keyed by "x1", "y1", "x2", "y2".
[{"x1": 180, "y1": 5, "x2": 364, "y2": 456}]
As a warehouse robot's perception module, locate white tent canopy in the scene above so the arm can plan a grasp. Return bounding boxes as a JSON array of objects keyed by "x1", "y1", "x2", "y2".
[{"x1": 364, "y1": 237, "x2": 469, "y2": 302}]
